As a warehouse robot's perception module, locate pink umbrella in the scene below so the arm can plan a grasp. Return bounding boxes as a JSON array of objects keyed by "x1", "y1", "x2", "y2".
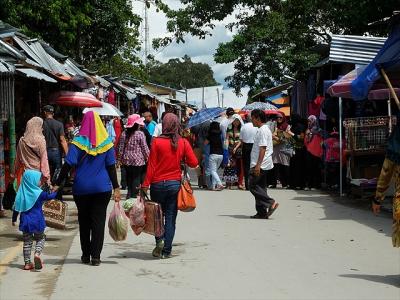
[{"x1": 49, "y1": 91, "x2": 103, "y2": 107}]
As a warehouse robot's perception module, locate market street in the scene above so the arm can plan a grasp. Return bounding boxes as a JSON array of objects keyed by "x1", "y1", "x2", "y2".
[{"x1": 0, "y1": 188, "x2": 399, "y2": 300}]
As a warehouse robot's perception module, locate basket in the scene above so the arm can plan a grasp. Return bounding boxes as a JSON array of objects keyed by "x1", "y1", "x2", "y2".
[{"x1": 343, "y1": 116, "x2": 397, "y2": 152}]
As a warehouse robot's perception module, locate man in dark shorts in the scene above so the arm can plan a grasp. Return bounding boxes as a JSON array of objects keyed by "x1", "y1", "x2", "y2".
[{"x1": 42, "y1": 105, "x2": 68, "y2": 182}]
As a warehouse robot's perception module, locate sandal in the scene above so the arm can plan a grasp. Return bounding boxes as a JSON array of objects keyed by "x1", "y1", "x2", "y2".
[
  {"x1": 238, "y1": 185, "x2": 246, "y2": 190},
  {"x1": 267, "y1": 202, "x2": 279, "y2": 218},
  {"x1": 23, "y1": 263, "x2": 34, "y2": 271},
  {"x1": 34, "y1": 255, "x2": 43, "y2": 270}
]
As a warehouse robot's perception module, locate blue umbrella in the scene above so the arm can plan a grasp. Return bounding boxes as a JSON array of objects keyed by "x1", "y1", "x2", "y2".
[
  {"x1": 241, "y1": 102, "x2": 278, "y2": 111},
  {"x1": 188, "y1": 107, "x2": 225, "y2": 128}
]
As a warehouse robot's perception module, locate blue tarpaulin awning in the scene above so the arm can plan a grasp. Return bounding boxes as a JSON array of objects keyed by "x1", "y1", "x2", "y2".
[{"x1": 351, "y1": 24, "x2": 400, "y2": 100}]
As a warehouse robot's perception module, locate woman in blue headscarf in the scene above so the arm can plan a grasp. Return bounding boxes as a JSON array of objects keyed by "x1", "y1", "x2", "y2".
[{"x1": 12, "y1": 170, "x2": 59, "y2": 270}]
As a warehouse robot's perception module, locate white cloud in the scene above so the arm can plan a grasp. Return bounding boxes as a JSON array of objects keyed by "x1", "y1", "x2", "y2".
[{"x1": 131, "y1": 0, "x2": 237, "y2": 88}]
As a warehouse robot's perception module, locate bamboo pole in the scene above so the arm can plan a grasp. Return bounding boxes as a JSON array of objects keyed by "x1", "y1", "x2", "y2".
[{"x1": 380, "y1": 68, "x2": 400, "y2": 109}]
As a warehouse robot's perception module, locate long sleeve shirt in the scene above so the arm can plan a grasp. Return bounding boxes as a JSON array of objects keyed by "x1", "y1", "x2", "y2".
[
  {"x1": 117, "y1": 131, "x2": 149, "y2": 166},
  {"x1": 143, "y1": 137, "x2": 198, "y2": 187},
  {"x1": 13, "y1": 191, "x2": 58, "y2": 233}
]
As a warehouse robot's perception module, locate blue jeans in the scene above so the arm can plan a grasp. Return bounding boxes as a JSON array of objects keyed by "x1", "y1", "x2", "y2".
[
  {"x1": 47, "y1": 148, "x2": 62, "y2": 179},
  {"x1": 150, "y1": 180, "x2": 181, "y2": 255}
]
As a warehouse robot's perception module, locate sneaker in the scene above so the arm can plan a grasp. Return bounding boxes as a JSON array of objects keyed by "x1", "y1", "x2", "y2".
[
  {"x1": 267, "y1": 202, "x2": 279, "y2": 218},
  {"x1": 152, "y1": 240, "x2": 164, "y2": 258},
  {"x1": 250, "y1": 213, "x2": 268, "y2": 219},
  {"x1": 161, "y1": 253, "x2": 172, "y2": 259},
  {"x1": 34, "y1": 255, "x2": 43, "y2": 270}
]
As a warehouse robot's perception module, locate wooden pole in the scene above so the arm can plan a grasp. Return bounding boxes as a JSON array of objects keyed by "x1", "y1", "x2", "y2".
[{"x1": 380, "y1": 68, "x2": 400, "y2": 109}]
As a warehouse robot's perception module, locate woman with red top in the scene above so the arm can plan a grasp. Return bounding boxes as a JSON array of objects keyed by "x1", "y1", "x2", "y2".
[{"x1": 143, "y1": 113, "x2": 198, "y2": 259}]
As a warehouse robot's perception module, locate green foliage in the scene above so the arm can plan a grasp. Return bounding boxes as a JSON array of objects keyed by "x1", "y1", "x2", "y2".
[
  {"x1": 148, "y1": 55, "x2": 218, "y2": 89},
  {"x1": 154, "y1": 0, "x2": 397, "y2": 92},
  {"x1": 0, "y1": 0, "x2": 143, "y2": 77}
]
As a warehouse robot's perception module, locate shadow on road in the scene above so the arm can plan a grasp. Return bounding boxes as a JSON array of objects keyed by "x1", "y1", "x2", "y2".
[
  {"x1": 291, "y1": 193, "x2": 392, "y2": 238},
  {"x1": 218, "y1": 214, "x2": 251, "y2": 219},
  {"x1": 339, "y1": 274, "x2": 400, "y2": 288},
  {"x1": 0, "y1": 233, "x2": 63, "y2": 242},
  {"x1": 109, "y1": 251, "x2": 155, "y2": 261}
]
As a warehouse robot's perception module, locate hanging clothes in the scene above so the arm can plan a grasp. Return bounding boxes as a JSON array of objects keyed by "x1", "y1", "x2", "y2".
[{"x1": 107, "y1": 89, "x2": 116, "y2": 106}]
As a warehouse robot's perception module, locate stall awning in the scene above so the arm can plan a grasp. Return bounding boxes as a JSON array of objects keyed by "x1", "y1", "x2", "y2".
[
  {"x1": 17, "y1": 68, "x2": 57, "y2": 83},
  {"x1": 329, "y1": 34, "x2": 386, "y2": 65},
  {"x1": 351, "y1": 24, "x2": 400, "y2": 100}
]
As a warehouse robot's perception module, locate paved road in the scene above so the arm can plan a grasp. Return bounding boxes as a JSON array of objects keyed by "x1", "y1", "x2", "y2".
[{"x1": 1, "y1": 188, "x2": 399, "y2": 300}]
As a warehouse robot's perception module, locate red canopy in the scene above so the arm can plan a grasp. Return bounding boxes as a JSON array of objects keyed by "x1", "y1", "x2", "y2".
[
  {"x1": 327, "y1": 67, "x2": 399, "y2": 100},
  {"x1": 49, "y1": 91, "x2": 102, "y2": 107}
]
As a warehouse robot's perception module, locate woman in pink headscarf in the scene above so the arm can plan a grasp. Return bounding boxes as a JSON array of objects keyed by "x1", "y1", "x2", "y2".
[{"x1": 14, "y1": 117, "x2": 50, "y2": 186}]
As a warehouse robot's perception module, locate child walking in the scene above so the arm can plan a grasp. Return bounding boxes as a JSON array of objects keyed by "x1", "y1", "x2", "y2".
[{"x1": 12, "y1": 170, "x2": 59, "y2": 271}]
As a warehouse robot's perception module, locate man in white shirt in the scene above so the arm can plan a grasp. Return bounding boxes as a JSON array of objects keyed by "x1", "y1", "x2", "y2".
[
  {"x1": 249, "y1": 109, "x2": 279, "y2": 219},
  {"x1": 240, "y1": 115, "x2": 258, "y2": 190}
]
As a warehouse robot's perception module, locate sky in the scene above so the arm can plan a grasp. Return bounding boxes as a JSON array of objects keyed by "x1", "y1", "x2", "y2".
[{"x1": 131, "y1": 0, "x2": 236, "y2": 88}]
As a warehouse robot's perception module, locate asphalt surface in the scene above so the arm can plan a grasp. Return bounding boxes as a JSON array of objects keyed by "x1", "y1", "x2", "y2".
[{"x1": 0, "y1": 188, "x2": 399, "y2": 300}]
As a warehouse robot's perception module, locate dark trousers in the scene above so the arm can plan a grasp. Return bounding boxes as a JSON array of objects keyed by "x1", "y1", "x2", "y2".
[
  {"x1": 269, "y1": 164, "x2": 290, "y2": 187},
  {"x1": 150, "y1": 180, "x2": 181, "y2": 255},
  {"x1": 242, "y1": 143, "x2": 253, "y2": 190},
  {"x1": 290, "y1": 147, "x2": 306, "y2": 189},
  {"x1": 74, "y1": 192, "x2": 111, "y2": 259},
  {"x1": 120, "y1": 166, "x2": 127, "y2": 189},
  {"x1": 249, "y1": 169, "x2": 275, "y2": 216},
  {"x1": 125, "y1": 165, "x2": 146, "y2": 198},
  {"x1": 47, "y1": 148, "x2": 63, "y2": 200},
  {"x1": 305, "y1": 152, "x2": 321, "y2": 188}
]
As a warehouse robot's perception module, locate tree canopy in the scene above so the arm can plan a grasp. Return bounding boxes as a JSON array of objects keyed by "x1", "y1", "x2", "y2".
[
  {"x1": 0, "y1": 0, "x2": 144, "y2": 78},
  {"x1": 153, "y1": 0, "x2": 397, "y2": 92},
  {"x1": 148, "y1": 55, "x2": 218, "y2": 89}
]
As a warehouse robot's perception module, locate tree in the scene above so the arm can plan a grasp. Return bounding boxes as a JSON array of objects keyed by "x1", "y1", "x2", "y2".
[
  {"x1": 148, "y1": 55, "x2": 218, "y2": 89},
  {"x1": 153, "y1": 0, "x2": 397, "y2": 92},
  {"x1": 0, "y1": 0, "x2": 145, "y2": 79}
]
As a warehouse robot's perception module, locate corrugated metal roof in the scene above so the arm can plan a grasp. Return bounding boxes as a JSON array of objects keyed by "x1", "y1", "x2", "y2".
[
  {"x1": 329, "y1": 34, "x2": 387, "y2": 65},
  {"x1": 16, "y1": 68, "x2": 57, "y2": 83},
  {"x1": 0, "y1": 59, "x2": 15, "y2": 73}
]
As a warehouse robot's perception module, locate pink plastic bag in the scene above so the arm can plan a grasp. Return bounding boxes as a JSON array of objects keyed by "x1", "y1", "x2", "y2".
[
  {"x1": 108, "y1": 202, "x2": 129, "y2": 242},
  {"x1": 129, "y1": 194, "x2": 145, "y2": 235}
]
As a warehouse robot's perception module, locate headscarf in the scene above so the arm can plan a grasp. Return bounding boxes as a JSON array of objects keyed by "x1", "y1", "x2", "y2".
[
  {"x1": 161, "y1": 113, "x2": 181, "y2": 150},
  {"x1": 307, "y1": 115, "x2": 319, "y2": 133},
  {"x1": 16, "y1": 117, "x2": 49, "y2": 180},
  {"x1": 14, "y1": 169, "x2": 43, "y2": 212},
  {"x1": 22, "y1": 117, "x2": 45, "y2": 149},
  {"x1": 277, "y1": 113, "x2": 288, "y2": 131},
  {"x1": 71, "y1": 111, "x2": 113, "y2": 155},
  {"x1": 228, "y1": 114, "x2": 244, "y2": 127}
]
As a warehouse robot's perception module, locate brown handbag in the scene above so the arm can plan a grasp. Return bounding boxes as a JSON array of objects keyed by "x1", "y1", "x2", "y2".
[
  {"x1": 142, "y1": 193, "x2": 164, "y2": 237},
  {"x1": 177, "y1": 166, "x2": 196, "y2": 212},
  {"x1": 43, "y1": 200, "x2": 68, "y2": 230}
]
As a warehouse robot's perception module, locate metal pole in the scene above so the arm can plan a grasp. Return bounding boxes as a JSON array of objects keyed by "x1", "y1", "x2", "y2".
[
  {"x1": 222, "y1": 92, "x2": 224, "y2": 108},
  {"x1": 144, "y1": 1, "x2": 149, "y2": 66},
  {"x1": 339, "y1": 97, "x2": 343, "y2": 197},
  {"x1": 217, "y1": 88, "x2": 220, "y2": 107},
  {"x1": 388, "y1": 92, "x2": 392, "y2": 134},
  {"x1": 202, "y1": 87, "x2": 205, "y2": 109},
  {"x1": 185, "y1": 88, "x2": 188, "y2": 104}
]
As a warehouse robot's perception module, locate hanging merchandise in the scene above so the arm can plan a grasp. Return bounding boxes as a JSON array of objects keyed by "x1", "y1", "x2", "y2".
[{"x1": 108, "y1": 88, "x2": 116, "y2": 106}]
